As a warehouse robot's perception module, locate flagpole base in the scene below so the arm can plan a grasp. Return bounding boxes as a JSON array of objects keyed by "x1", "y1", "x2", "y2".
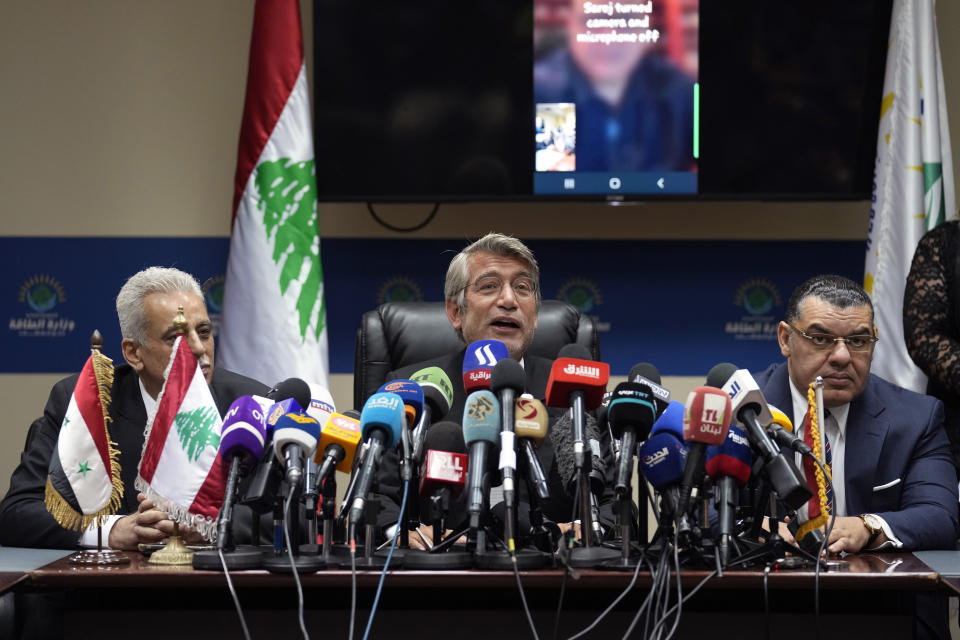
[
  {"x1": 68, "y1": 549, "x2": 130, "y2": 566},
  {"x1": 148, "y1": 534, "x2": 194, "y2": 566}
]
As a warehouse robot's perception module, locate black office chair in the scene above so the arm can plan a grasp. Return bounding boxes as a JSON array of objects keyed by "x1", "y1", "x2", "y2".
[{"x1": 353, "y1": 300, "x2": 600, "y2": 409}]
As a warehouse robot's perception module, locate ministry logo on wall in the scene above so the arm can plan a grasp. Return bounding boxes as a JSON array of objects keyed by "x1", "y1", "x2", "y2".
[
  {"x1": 725, "y1": 278, "x2": 782, "y2": 341},
  {"x1": 203, "y1": 275, "x2": 225, "y2": 338},
  {"x1": 377, "y1": 277, "x2": 424, "y2": 304},
  {"x1": 10, "y1": 274, "x2": 76, "y2": 338},
  {"x1": 556, "y1": 278, "x2": 609, "y2": 332}
]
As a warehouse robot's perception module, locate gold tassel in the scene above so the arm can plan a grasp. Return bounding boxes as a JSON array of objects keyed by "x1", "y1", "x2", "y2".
[
  {"x1": 91, "y1": 348, "x2": 125, "y2": 515},
  {"x1": 796, "y1": 382, "x2": 831, "y2": 540}
]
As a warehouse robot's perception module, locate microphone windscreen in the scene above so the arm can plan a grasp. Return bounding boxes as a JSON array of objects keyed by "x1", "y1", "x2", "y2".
[
  {"x1": 265, "y1": 397, "x2": 304, "y2": 432},
  {"x1": 269, "y1": 377, "x2": 312, "y2": 410},
  {"x1": 638, "y1": 432, "x2": 687, "y2": 490},
  {"x1": 272, "y1": 412, "x2": 321, "y2": 459},
  {"x1": 463, "y1": 339, "x2": 510, "y2": 393},
  {"x1": 410, "y1": 366, "x2": 454, "y2": 416},
  {"x1": 463, "y1": 390, "x2": 501, "y2": 445},
  {"x1": 767, "y1": 404, "x2": 794, "y2": 432},
  {"x1": 490, "y1": 358, "x2": 525, "y2": 394},
  {"x1": 514, "y1": 397, "x2": 549, "y2": 444},
  {"x1": 651, "y1": 400, "x2": 685, "y2": 440},
  {"x1": 705, "y1": 424, "x2": 753, "y2": 486},
  {"x1": 683, "y1": 386, "x2": 732, "y2": 446},
  {"x1": 628, "y1": 362, "x2": 661, "y2": 384},
  {"x1": 607, "y1": 381, "x2": 658, "y2": 439},
  {"x1": 221, "y1": 396, "x2": 267, "y2": 466},
  {"x1": 343, "y1": 409, "x2": 361, "y2": 420},
  {"x1": 306, "y1": 383, "x2": 336, "y2": 426},
  {"x1": 377, "y1": 379, "x2": 424, "y2": 427},
  {"x1": 550, "y1": 409, "x2": 605, "y2": 489},
  {"x1": 360, "y1": 392, "x2": 405, "y2": 448},
  {"x1": 706, "y1": 362, "x2": 738, "y2": 389},
  {"x1": 557, "y1": 344, "x2": 591, "y2": 360},
  {"x1": 422, "y1": 421, "x2": 467, "y2": 454},
  {"x1": 315, "y1": 412, "x2": 362, "y2": 472}
]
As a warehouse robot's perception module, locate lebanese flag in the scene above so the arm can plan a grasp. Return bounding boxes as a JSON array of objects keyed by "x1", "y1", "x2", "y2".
[
  {"x1": 44, "y1": 350, "x2": 123, "y2": 531},
  {"x1": 136, "y1": 336, "x2": 226, "y2": 541},
  {"x1": 219, "y1": 0, "x2": 329, "y2": 389}
]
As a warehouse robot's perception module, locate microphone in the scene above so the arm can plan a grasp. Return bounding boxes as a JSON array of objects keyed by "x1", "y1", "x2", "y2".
[
  {"x1": 709, "y1": 363, "x2": 811, "y2": 511},
  {"x1": 305, "y1": 383, "x2": 337, "y2": 426},
  {"x1": 216, "y1": 396, "x2": 268, "y2": 550},
  {"x1": 409, "y1": 366, "x2": 455, "y2": 462},
  {"x1": 313, "y1": 412, "x2": 363, "y2": 487},
  {"x1": 490, "y1": 358, "x2": 525, "y2": 543},
  {"x1": 463, "y1": 339, "x2": 510, "y2": 394},
  {"x1": 638, "y1": 431, "x2": 688, "y2": 521},
  {"x1": 514, "y1": 397, "x2": 550, "y2": 501},
  {"x1": 704, "y1": 424, "x2": 753, "y2": 564},
  {"x1": 267, "y1": 377, "x2": 312, "y2": 412},
  {"x1": 462, "y1": 390, "x2": 501, "y2": 531},
  {"x1": 766, "y1": 405, "x2": 810, "y2": 454},
  {"x1": 272, "y1": 412, "x2": 321, "y2": 487},
  {"x1": 378, "y1": 379, "x2": 424, "y2": 430},
  {"x1": 348, "y1": 393, "x2": 405, "y2": 524},
  {"x1": 628, "y1": 362, "x2": 671, "y2": 417},
  {"x1": 239, "y1": 378, "x2": 309, "y2": 514},
  {"x1": 545, "y1": 344, "x2": 610, "y2": 471},
  {"x1": 677, "y1": 385, "x2": 733, "y2": 516},
  {"x1": 418, "y1": 421, "x2": 468, "y2": 527},
  {"x1": 607, "y1": 382, "x2": 659, "y2": 497}
]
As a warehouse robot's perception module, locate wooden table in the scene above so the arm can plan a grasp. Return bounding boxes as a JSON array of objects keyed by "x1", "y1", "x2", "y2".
[{"x1": 15, "y1": 551, "x2": 944, "y2": 639}]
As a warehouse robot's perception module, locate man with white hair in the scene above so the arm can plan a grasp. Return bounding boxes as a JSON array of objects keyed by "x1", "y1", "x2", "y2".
[{"x1": 0, "y1": 267, "x2": 269, "y2": 550}]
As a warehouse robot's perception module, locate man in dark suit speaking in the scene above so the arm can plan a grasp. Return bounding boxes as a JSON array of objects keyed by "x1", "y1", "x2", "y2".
[
  {"x1": 376, "y1": 233, "x2": 615, "y2": 548},
  {"x1": 754, "y1": 274, "x2": 958, "y2": 554},
  {"x1": 0, "y1": 267, "x2": 268, "y2": 550},
  {"x1": 387, "y1": 232, "x2": 550, "y2": 423}
]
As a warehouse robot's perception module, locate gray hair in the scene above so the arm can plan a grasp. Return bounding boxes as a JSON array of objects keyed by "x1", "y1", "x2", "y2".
[
  {"x1": 785, "y1": 274, "x2": 874, "y2": 324},
  {"x1": 444, "y1": 233, "x2": 541, "y2": 317},
  {"x1": 116, "y1": 267, "x2": 203, "y2": 343}
]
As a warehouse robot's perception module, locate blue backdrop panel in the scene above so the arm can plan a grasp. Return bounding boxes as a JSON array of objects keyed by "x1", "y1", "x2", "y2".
[{"x1": 1, "y1": 237, "x2": 865, "y2": 377}]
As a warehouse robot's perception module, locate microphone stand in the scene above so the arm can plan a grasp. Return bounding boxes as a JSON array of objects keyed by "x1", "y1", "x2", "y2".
[
  {"x1": 320, "y1": 474, "x2": 338, "y2": 566},
  {"x1": 403, "y1": 487, "x2": 474, "y2": 570},
  {"x1": 193, "y1": 456, "x2": 264, "y2": 571},
  {"x1": 566, "y1": 400, "x2": 619, "y2": 568},
  {"x1": 262, "y1": 481, "x2": 326, "y2": 574},
  {"x1": 728, "y1": 475, "x2": 822, "y2": 569}
]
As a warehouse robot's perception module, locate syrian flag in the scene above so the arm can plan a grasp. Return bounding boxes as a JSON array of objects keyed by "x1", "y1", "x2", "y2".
[
  {"x1": 135, "y1": 336, "x2": 226, "y2": 541},
  {"x1": 864, "y1": 0, "x2": 955, "y2": 391},
  {"x1": 45, "y1": 350, "x2": 123, "y2": 531},
  {"x1": 219, "y1": 0, "x2": 329, "y2": 389}
]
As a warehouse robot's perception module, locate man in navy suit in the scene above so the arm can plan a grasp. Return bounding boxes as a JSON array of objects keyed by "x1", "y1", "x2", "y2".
[{"x1": 754, "y1": 274, "x2": 958, "y2": 554}]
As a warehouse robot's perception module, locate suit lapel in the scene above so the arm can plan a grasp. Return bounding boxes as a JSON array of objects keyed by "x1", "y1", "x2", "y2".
[{"x1": 842, "y1": 378, "x2": 889, "y2": 515}]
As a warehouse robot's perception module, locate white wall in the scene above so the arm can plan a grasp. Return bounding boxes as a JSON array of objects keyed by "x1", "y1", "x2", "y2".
[{"x1": 0, "y1": 0, "x2": 957, "y2": 499}]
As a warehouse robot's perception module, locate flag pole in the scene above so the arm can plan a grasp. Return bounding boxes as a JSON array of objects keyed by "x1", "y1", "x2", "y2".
[{"x1": 149, "y1": 307, "x2": 198, "y2": 566}]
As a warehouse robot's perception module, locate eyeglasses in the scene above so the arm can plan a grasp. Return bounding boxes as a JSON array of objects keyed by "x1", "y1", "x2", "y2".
[
  {"x1": 787, "y1": 323, "x2": 878, "y2": 352},
  {"x1": 460, "y1": 275, "x2": 538, "y2": 300}
]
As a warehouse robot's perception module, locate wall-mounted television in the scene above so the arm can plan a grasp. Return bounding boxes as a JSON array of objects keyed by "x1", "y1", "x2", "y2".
[{"x1": 313, "y1": 0, "x2": 891, "y2": 202}]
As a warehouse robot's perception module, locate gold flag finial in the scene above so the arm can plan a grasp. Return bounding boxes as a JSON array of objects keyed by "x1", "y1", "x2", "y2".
[{"x1": 172, "y1": 306, "x2": 187, "y2": 335}]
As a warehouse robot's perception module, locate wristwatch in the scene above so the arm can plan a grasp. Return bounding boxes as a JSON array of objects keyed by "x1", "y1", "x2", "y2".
[{"x1": 859, "y1": 513, "x2": 883, "y2": 547}]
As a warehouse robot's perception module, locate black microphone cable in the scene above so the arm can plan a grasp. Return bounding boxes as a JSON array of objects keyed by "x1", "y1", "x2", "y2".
[
  {"x1": 218, "y1": 547, "x2": 252, "y2": 640},
  {"x1": 512, "y1": 546, "x2": 541, "y2": 640},
  {"x1": 283, "y1": 489, "x2": 310, "y2": 640},
  {"x1": 565, "y1": 552, "x2": 654, "y2": 640}
]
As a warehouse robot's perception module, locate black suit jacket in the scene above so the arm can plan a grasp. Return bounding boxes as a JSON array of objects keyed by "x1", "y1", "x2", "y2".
[
  {"x1": 371, "y1": 349, "x2": 616, "y2": 536},
  {"x1": 0, "y1": 364, "x2": 268, "y2": 549}
]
